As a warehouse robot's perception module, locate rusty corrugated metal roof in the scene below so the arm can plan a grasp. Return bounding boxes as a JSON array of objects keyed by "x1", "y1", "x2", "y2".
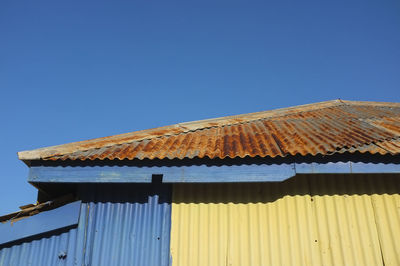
[{"x1": 18, "y1": 100, "x2": 400, "y2": 162}]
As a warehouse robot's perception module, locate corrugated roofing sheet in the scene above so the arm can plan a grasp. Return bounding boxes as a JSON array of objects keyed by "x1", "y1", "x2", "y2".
[{"x1": 18, "y1": 100, "x2": 400, "y2": 162}]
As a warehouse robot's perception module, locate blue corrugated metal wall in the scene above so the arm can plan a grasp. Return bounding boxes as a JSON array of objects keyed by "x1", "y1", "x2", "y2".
[
  {"x1": 0, "y1": 203, "x2": 88, "y2": 266},
  {"x1": 0, "y1": 184, "x2": 172, "y2": 266},
  {"x1": 80, "y1": 184, "x2": 172, "y2": 266}
]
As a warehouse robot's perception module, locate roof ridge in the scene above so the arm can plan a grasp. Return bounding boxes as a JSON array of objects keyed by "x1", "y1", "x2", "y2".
[{"x1": 178, "y1": 99, "x2": 343, "y2": 127}]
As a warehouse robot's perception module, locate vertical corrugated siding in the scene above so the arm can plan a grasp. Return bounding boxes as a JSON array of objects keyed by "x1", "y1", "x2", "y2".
[
  {"x1": 170, "y1": 174, "x2": 400, "y2": 266},
  {"x1": 308, "y1": 175, "x2": 382, "y2": 266},
  {"x1": 80, "y1": 184, "x2": 172, "y2": 266},
  {"x1": 0, "y1": 202, "x2": 88, "y2": 266},
  {"x1": 369, "y1": 175, "x2": 400, "y2": 266},
  {"x1": 0, "y1": 184, "x2": 172, "y2": 266}
]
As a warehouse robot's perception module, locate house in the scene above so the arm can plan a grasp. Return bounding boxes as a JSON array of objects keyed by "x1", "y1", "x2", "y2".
[{"x1": 0, "y1": 99, "x2": 399, "y2": 266}]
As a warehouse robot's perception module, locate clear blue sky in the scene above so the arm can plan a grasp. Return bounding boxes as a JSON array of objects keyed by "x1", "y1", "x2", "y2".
[{"x1": 1, "y1": 0, "x2": 399, "y2": 215}]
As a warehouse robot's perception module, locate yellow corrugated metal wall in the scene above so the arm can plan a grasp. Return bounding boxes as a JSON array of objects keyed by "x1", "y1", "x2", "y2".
[
  {"x1": 369, "y1": 175, "x2": 400, "y2": 266},
  {"x1": 170, "y1": 174, "x2": 400, "y2": 266}
]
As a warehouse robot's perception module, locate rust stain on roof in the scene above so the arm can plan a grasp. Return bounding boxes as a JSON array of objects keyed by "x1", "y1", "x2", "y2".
[{"x1": 18, "y1": 100, "x2": 400, "y2": 162}]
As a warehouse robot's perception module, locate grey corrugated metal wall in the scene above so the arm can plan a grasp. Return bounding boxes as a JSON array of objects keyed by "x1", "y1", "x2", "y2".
[{"x1": 0, "y1": 184, "x2": 172, "y2": 266}]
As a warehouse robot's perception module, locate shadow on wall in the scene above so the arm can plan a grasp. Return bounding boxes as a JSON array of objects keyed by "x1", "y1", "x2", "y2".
[
  {"x1": 172, "y1": 174, "x2": 400, "y2": 204},
  {"x1": 76, "y1": 183, "x2": 172, "y2": 204},
  {"x1": 36, "y1": 174, "x2": 400, "y2": 205}
]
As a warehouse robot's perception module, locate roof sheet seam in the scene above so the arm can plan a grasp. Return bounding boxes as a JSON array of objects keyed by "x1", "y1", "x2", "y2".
[
  {"x1": 373, "y1": 140, "x2": 397, "y2": 155},
  {"x1": 363, "y1": 121, "x2": 400, "y2": 136}
]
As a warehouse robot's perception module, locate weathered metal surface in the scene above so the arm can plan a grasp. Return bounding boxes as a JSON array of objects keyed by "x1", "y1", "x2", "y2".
[
  {"x1": 28, "y1": 164, "x2": 296, "y2": 183},
  {"x1": 27, "y1": 161, "x2": 400, "y2": 183},
  {"x1": 0, "y1": 194, "x2": 75, "y2": 223},
  {"x1": 18, "y1": 100, "x2": 400, "y2": 162},
  {"x1": 0, "y1": 184, "x2": 172, "y2": 266},
  {"x1": 170, "y1": 174, "x2": 400, "y2": 266}
]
